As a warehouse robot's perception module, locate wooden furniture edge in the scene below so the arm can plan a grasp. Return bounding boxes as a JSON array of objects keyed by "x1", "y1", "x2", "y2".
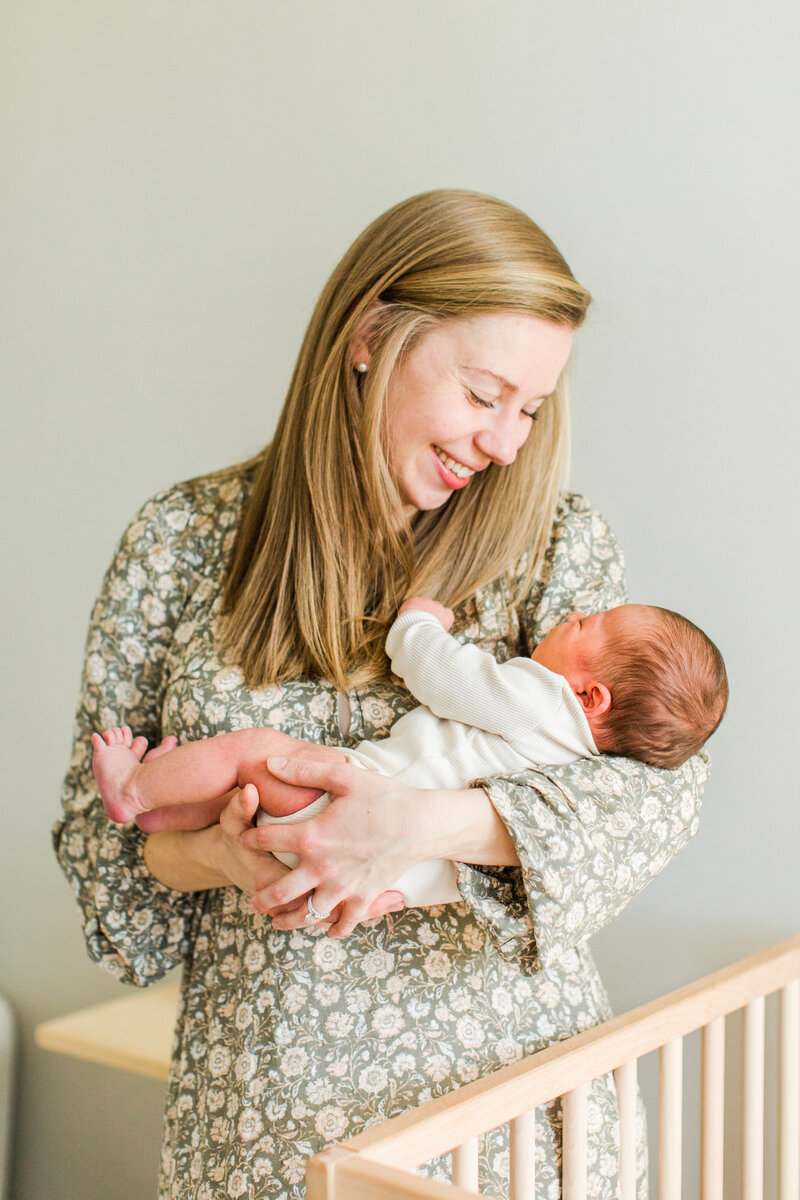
[
  {"x1": 34, "y1": 983, "x2": 179, "y2": 1082},
  {"x1": 341, "y1": 934, "x2": 800, "y2": 1169},
  {"x1": 308, "y1": 1152, "x2": 493, "y2": 1200}
]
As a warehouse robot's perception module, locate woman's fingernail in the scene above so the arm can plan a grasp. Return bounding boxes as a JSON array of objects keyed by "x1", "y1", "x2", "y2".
[{"x1": 268, "y1": 756, "x2": 287, "y2": 769}]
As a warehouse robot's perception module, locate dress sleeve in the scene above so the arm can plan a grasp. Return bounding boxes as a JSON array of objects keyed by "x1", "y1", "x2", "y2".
[
  {"x1": 454, "y1": 494, "x2": 707, "y2": 973},
  {"x1": 52, "y1": 482, "x2": 221, "y2": 987}
]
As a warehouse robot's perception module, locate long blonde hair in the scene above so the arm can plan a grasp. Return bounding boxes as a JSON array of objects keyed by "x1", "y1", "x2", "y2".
[{"x1": 220, "y1": 190, "x2": 591, "y2": 689}]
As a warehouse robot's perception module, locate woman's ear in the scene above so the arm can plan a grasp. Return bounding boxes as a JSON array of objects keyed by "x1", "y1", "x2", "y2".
[{"x1": 349, "y1": 300, "x2": 386, "y2": 372}]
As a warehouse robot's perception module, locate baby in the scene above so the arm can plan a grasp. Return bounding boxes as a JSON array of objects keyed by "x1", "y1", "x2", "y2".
[{"x1": 92, "y1": 599, "x2": 728, "y2": 904}]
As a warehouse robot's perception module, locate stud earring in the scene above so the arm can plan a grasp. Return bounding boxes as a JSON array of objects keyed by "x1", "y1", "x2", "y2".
[{"x1": 355, "y1": 362, "x2": 368, "y2": 374}]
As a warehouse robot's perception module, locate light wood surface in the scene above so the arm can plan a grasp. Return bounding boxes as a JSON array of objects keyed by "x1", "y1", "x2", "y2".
[
  {"x1": 742, "y1": 996, "x2": 766, "y2": 1200},
  {"x1": 780, "y1": 981, "x2": 800, "y2": 1200},
  {"x1": 306, "y1": 1150, "x2": 489, "y2": 1200},
  {"x1": 343, "y1": 934, "x2": 800, "y2": 1171},
  {"x1": 614, "y1": 1059, "x2": 637, "y2": 1200},
  {"x1": 35, "y1": 937, "x2": 800, "y2": 1200},
  {"x1": 658, "y1": 1038, "x2": 683, "y2": 1200},
  {"x1": 451, "y1": 1138, "x2": 478, "y2": 1191},
  {"x1": 562, "y1": 1083, "x2": 588, "y2": 1200},
  {"x1": 35, "y1": 983, "x2": 179, "y2": 1081},
  {"x1": 700, "y1": 1017, "x2": 725, "y2": 1200},
  {"x1": 509, "y1": 1109, "x2": 536, "y2": 1200}
]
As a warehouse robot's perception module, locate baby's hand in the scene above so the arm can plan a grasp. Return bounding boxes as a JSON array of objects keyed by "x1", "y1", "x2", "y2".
[{"x1": 399, "y1": 595, "x2": 455, "y2": 631}]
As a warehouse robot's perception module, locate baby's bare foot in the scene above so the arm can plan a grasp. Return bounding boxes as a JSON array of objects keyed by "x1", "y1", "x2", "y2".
[{"x1": 91, "y1": 726, "x2": 149, "y2": 823}]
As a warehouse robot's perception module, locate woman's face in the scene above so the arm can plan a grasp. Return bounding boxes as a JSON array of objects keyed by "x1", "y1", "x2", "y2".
[{"x1": 379, "y1": 313, "x2": 573, "y2": 516}]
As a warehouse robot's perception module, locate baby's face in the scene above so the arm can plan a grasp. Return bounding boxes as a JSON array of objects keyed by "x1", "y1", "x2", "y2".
[{"x1": 532, "y1": 605, "x2": 652, "y2": 684}]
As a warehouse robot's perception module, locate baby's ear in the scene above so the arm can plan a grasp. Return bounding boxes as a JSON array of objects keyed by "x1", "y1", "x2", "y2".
[{"x1": 576, "y1": 681, "x2": 612, "y2": 718}]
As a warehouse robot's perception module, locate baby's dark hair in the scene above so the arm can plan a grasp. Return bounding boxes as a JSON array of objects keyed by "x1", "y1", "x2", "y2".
[{"x1": 593, "y1": 607, "x2": 728, "y2": 770}]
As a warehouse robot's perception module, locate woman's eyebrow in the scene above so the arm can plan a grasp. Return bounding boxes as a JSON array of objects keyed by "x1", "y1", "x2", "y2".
[
  {"x1": 463, "y1": 365, "x2": 555, "y2": 404},
  {"x1": 461, "y1": 366, "x2": 517, "y2": 392}
]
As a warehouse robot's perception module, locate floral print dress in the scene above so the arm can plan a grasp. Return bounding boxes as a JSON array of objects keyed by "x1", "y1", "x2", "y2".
[{"x1": 54, "y1": 465, "x2": 708, "y2": 1199}]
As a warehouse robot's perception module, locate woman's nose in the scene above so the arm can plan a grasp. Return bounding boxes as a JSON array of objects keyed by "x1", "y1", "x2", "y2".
[{"x1": 474, "y1": 414, "x2": 527, "y2": 467}]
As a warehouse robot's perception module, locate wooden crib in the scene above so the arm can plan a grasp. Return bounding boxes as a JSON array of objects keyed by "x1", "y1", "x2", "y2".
[{"x1": 306, "y1": 934, "x2": 800, "y2": 1200}]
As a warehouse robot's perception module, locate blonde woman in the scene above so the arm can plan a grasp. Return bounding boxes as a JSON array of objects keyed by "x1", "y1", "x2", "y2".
[{"x1": 55, "y1": 191, "x2": 708, "y2": 1198}]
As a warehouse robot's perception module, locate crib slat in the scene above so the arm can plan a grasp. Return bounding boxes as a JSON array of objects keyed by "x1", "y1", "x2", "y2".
[
  {"x1": 659, "y1": 1037, "x2": 683, "y2": 1200},
  {"x1": 742, "y1": 996, "x2": 765, "y2": 1200},
  {"x1": 509, "y1": 1109, "x2": 536, "y2": 1200},
  {"x1": 614, "y1": 1059, "x2": 637, "y2": 1200},
  {"x1": 780, "y1": 981, "x2": 800, "y2": 1200},
  {"x1": 452, "y1": 1137, "x2": 479, "y2": 1192},
  {"x1": 562, "y1": 1082, "x2": 588, "y2": 1200},
  {"x1": 701, "y1": 1016, "x2": 725, "y2": 1200}
]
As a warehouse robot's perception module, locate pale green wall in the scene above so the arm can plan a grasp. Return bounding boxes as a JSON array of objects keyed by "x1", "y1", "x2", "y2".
[{"x1": 3, "y1": 2, "x2": 798, "y2": 1196}]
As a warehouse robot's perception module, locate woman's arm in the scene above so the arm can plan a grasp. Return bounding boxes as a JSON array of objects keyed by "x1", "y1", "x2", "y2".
[
  {"x1": 252, "y1": 496, "x2": 708, "y2": 962},
  {"x1": 246, "y1": 758, "x2": 518, "y2": 936},
  {"x1": 464, "y1": 751, "x2": 706, "y2": 970},
  {"x1": 143, "y1": 785, "x2": 272, "y2": 891},
  {"x1": 455, "y1": 493, "x2": 707, "y2": 970},
  {"x1": 145, "y1": 781, "x2": 407, "y2": 926},
  {"x1": 53, "y1": 481, "x2": 232, "y2": 985}
]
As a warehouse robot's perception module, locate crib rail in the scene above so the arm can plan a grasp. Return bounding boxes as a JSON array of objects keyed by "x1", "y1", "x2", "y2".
[{"x1": 306, "y1": 934, "x2": 800, "y2": 1200}]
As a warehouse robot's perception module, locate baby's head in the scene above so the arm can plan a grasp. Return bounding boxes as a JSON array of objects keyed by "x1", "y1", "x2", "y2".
[{"x1": 532, "y1": 604, "x2": 728, "y2": 769}]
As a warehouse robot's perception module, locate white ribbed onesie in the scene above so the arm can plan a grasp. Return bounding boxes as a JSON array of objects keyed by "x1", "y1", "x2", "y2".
[{"x1": 259, "y1": 610, "x2": 597, "y2": 905}]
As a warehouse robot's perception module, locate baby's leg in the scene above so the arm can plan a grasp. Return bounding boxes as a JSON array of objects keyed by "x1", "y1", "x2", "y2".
[
  {"x1": 93, "y1": 725, "x2": 346, "y2": 824},
  {"x1": 235, "y1": 733, "x2": 348, "y2": 816}
]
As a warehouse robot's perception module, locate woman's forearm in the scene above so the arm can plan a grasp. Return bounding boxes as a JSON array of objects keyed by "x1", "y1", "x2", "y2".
[
  {"x1": 246, "y1": 768, "x2": 521, "y2": 933},
  {"x1": 247, "y1": 758, "x2": 522, "y2": 877},
  {"x1": 144, "y1": 827, "x2": 228, "y2": 891},
  {"x1": 410, "y1": 786, "x2": 520, "y2": 866},
  {"x1": 144, "y1": 785, "x2": 292, "y2": 896}
]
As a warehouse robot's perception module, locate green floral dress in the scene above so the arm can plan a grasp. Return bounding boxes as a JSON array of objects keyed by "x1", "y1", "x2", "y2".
[{"x1": 54, "y1": 464, "x2": 708, "y2": 1199}]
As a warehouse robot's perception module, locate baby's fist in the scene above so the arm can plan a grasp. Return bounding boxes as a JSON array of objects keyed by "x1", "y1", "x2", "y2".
[{"x1": 399, "y1": 596, "x2": 455, "y2": 631}]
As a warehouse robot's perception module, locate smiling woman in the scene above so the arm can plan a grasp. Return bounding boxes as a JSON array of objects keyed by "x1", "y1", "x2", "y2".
[
  {"x1": 54, "y1": 189, "x2": 709, "y2": 1200},
  {"x1": 217, "y1": 190, "x2": 588, "y2": 694},
  {"x1": 373, "y1": 313, "x2": 573, "y2": 515}
]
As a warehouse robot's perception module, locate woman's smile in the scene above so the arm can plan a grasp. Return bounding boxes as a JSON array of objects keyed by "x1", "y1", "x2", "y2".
[
  {"x1": 381, "y1": 312, "x2": 573, "y2": 516},
  {"x1": 433, "y1": 446, "x2": 479, "y2": 484}
]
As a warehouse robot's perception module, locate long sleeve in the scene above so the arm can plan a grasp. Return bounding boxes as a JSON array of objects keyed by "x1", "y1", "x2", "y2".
[
  {"x1": 454, "y1": 493, "x2": 706, "y2": 972},
  {"x1": 52, "y1": 477, "x2": 242, "y2": 986},
  {"x1": 386, "y1": 610, "x2": 593, "y2": 757}
]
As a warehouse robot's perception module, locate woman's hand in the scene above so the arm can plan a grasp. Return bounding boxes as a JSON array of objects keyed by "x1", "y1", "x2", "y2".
[
  {"x1": 143, "y1": 784, "x2": 292, "y2": 896},
  {"x1": 241, "y1": 755, "x2": 519, "y2": 937},
  {"x1": 211, "y1": 784, "x2": 293, "y2": 897},
  {"x1": 143, "y1": 782, "x2": 406, "y2": 930},
  {"x1": 242, "y1": 758, "x2": 424, "y2": 936}
]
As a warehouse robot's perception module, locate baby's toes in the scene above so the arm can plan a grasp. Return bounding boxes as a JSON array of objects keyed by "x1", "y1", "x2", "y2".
[
  {"x1": 121, "y1": 726, "x2": 133, "y2": 746},
  {"x1": 131, "y1": 735, "x2": 149, "y2": 760}
]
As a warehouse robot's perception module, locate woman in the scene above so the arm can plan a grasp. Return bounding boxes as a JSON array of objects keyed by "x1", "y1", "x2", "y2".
[{"x1": 55, "y1": 190, "x2": 707, "y2": 1198}]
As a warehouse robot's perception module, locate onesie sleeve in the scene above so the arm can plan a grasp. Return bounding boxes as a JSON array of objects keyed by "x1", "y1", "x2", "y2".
[
  {"x1": 454, "y1": 495, "x2": 707, "y2": 973},
  {"x1": 386, "y1": 611, "x2": 575, "y2": 745},
  {"x1": 52, "y1": 479, "x2": 235, "y2": 986}
]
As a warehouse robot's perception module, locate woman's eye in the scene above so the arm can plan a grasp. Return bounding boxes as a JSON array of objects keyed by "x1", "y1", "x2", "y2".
[
  {"x1": 467, "y1": 390, "x2": 495, "y2": 409},
  {"x1": 523, "y1": 410, "x2": 540, "y2": 421}
]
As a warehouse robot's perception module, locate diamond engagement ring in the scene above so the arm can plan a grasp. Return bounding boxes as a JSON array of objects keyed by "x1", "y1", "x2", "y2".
[{"x1": 305, "y1": 893, "x2": 331, "y2": 924}]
